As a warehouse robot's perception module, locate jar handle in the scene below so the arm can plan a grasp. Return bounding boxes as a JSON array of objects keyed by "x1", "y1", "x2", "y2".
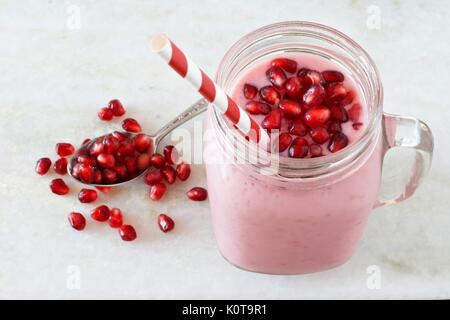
[{"x1": 376, "y1": 113, "x2": 434, "y2": 207}]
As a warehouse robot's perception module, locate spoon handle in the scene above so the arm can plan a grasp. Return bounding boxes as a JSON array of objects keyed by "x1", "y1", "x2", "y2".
[{"x1": 153, "y1": 98, "x2": 208, "y2": 146}]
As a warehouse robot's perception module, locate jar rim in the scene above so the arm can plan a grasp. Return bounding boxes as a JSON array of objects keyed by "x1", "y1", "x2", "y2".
[{"x1": 211, "y1": 21, "x2": 383, "y2": 179}]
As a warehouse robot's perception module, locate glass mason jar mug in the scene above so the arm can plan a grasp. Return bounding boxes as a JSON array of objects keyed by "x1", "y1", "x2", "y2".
[{"x1": 202, "y1": 21, "x2": 434, "y2": 274}]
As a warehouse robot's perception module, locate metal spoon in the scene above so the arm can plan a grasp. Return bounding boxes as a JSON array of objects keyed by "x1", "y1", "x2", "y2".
[{"x1": 68, "y1": 98, "x2": 208, "y2": 187}]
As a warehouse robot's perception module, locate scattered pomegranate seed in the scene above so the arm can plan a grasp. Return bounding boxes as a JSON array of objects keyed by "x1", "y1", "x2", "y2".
[
  {"x1": 326, "y1": 83, "x2": 347, "y2": 101},
  {"x1": 136, "y1": 153, "x2": 151, "y2": 171},
  {"x1": 102, "y1": 169, "x2": 118, "y2": 184},
  {"x1": 328, "y1": 122, "x2": 342, "y2": 134},
  {"x1": 150, "y1": 182, "x2": 167, "y2": 201},
  {"x1": 176, "y1": 163, "x2": 191, "y2": 181},
  {"x1": 288, "y1": 137, "x2": 309, "y2": 158},
  {"x1": 90, "y1": 205, "x2": 110, "y2": 222},
  {"x1": 150, "y1": 153, "x2": 166, "y2": 168},
  {"x1": 352, "y1": 122, "x2": 363, "y2": 130},
  {"x1": 96, "y1": 186, "x2": 112, "y2": 193},
  {"x1": 50, "y1": 178, "x2": 69, "y2": 195},
  {"x1": 309, "y1": 144, "x2": 323, "y2": 158},
  {"x1": 68, "y1": 212, "x2": 86, "y2": 231},
  {"x1": 271, "y1": 58, "x2": 297, "y2": 74},
  {"x1": 98, "y1": 107, "x2": 114, "y2": 121},
  {"x1": 56, "y1": 143, "x2": 75, "y2": 157},
  {"x1": 133, "y1": 134, "x2": 153, "y2": 153},
  {"x1": 279, "y1": 99, "x2": 302, "y2": 119},
  {"x1": 186, "y1": 187, "x2": 208, "y2": 201},
  {"x1": 303, "y1": 84, "x2": 325, "y2": 106},
  {"x1": 243, "y1": 84, "x2": 258, "y2": 99},
  {"x1": 322, "y1": 70, "x2": 344, "y2": 83},
  {"x1": 161, "y1": 165, "x2": 177, "y2": 184},
  {"x1": 266, "y1": 66, "x2": 287, "y2": 89},
  {"x1": 97, "y1": 153, "x2": 116, "y2": 169},
  {"x1": 144, "y1": 169, "x2": 163, "y2": 186},
  {"x1": 163, "y1": 145, "x2": 178, "y2": 165},
  {"x1": 259, "y1": 86, "x2": 280, "y2": 105},
  {"x1": 109, "y1": 208, "x2": 123, "y2": 228},
  {"x1": 119, "y1": 225, "x2": 137, "y2": 241},
  {"x1": 35, "y1": 158, "x2": 52, "y2": 175},
  {"x1": 108, "y1": 99, "x2": 126, "y2": 117},
  {"x1": 303, "y1": 105, "x2": 331, "y2": 128},
  {"x1": 261, "y1": 109, "x2": 282, "y2": 131},
  {"x1": 330, "y1": 105, "x2": 349, "y2": 123},
  {"x1": 289, "y1": 119, "x2": 308, "y2": 136},
  {"x1": 348, "y1": 103, "x2": 362, "y2": 123},
  {"x1": 245, "y1": 101, "x2": 271, "y2": 115},
  {"x1": 328, "y1": 133, "x2": 349, "y2": 153},
  {"x1": 78, "y1": 188, "x2": 98, "y2": 203},
  {"x1": 78, "y1": 164, "x2": 95, "y2": 184},
  {"x1": 276, "y1": 133, "x2": 293, "y2": 152},
  {"x1": 284, "y1": 76, "x2": 305, "y2": 99},
  {"x1": 158, "y1": 214, "x2": 175, "y2": 233},
  {"x1": 122, "y1": 118, "x2": 142, "y2": 133},
  {"x1": 89, "y1": 140, "x2": 104, "y2": 156},
  {"x1": 310, "y1": 127, "x2": 330, "y2": 144}
]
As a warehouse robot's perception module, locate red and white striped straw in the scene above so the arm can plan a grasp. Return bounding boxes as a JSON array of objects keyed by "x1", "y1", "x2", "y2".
[{"x1": 151, "y1": 34, "x2": 269, "y2": 146}]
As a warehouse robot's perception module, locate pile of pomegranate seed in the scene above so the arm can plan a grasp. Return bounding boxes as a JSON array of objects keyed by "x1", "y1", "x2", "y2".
[
  {"x1": 35, "y1": 99, "x2": 208, "y2": 242},
  {"x1": 243, "y1": 58, "x2": 364, "y2": 158}
]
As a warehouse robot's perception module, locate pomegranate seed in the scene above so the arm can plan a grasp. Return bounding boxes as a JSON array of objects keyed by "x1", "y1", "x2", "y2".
[
  {"x1": 122, "y1": 118, "x2": 142, "y2": 133},
  {"x1": 136, "y1": 153, "x2": 151, "y2": 171},
  {"x1": 71, "y1": 163, "x2": 81, "y2": 179},
  {"x1": 35, "y1": 158, "x2": 51, "y2": 175},
  {"x1": 261, "y1": 109, "x2": 282, "y2": 131},
  {"x1": 158, "y1": 214, "x2": 175, "y2": 233},
  {"x1": 102, "y1": 169, "x2": 117, "y2": 184},
  {"x1": 259, "y1": 86, "x2": 281, "y2": 105},
  {"x1": 284, "y1": 77, "x2": 305, "y2": 99},
  {"x1": 90, "y1": 205, "x2": 110, "y2": 222},
  {"x1": 102, "y1": 135, "x2": 120, "y2": 154},
  {"x1": 97, "y1": 153, "x2": 116, "y2": 169},
  {"x1": 119, "y1": 225, "x2": 137, "y2": 241},
  {"x1": 77, "y1": 164, "x2": 94, "y2": 183},
  {"x1": 50, "y1": 178, "x2": 69, "y2": 195},
  {"x1": 144, "y1": 169, "x2": 163, "y2": 186},
  {"x1": 150, "y1": 182, "x2": 167, "y2": 201},
  {"x1": 328, "y1": 133, "x2": 349, "y2": 153},
  {"x1": 326, "y1": 83, "x2": 347, "y2": 101},
  {"x1": 341, "y1": 90, "x2": 356, "y2": 106},
  {"x1": 94, "y1": 168, "x2": 102, "y2": 184},
  {"x1": 310, "y1": 127, "x2": 330, "y2": 144},
  {"x1": 289, "y1": 119, "x2": 308, "y2": 136},
  {"x1": 279, "y1": 99, "x2": 302, "y2": 119},
  {"x1": 112, "y1": 131, "x2": 128, "y2": 142},
  {"x1": 309, "y1": 144, "x2": 323, "y2": 158},
  {"x1": 161, "y1": 165, "x2": 177, "y2": 184},
  {"x1": 303, "y1": 84, "x2": 325, "y2": 106},
  {"x1": 348, "y1": 103, "x2": 362, "y2": 123},
  {"x1": 322, "y1": 70, "x2": 344, "y2": 83},
  {"x1": 56, "y1": 143, "x2": 75, "y2": 157},
  {"x1": 150, "y1": 153, "x2": 166, "y2": 168},
  {"x1": 109, "y1": 208, "x2": 123, "y2": 228},
  {"x1": 303, "y1": 105, "x2": 331, "y2": 128},
  {"x1": 271, "y1": 58, "x2": 297, "y2": 73},
  {"x1": 96, "y1": 186, "x2": 112, "y2": 193},
  {"x1": 288, "y1": 137, "x2": 309, "y2": 158},
  {"x1": 108, "y1": 99, "x2": 126, "y2": 117},
  {"x1": 116, "y1": 141, "x2": 135, "y2": 157},
  {"x1": 328, "y1": 122, "x2": 342, "y2": 134},
  {"x1": 330, "y1": 104, "x2": 349, "y2": 123},
  {"x1": 77, "y1": 155, "x2": 97, "y2": 166},
  {"x1": 186, "y1": 187, "x2": 208, "y2": 201},
  {"x1": 78, "y1": 188, "x2": 98, "y2": 203},
  {"x1": 297, "y1": 67, "x2": 310, "y2": 78},
  {"x1": 89, "y1": 140, "x2": 104, "y2": 156},
  {"x1": 276, "y1": 132, "x2": 293, "y2": 152},
  {"x1": 266, "y1": 66, "x2": 287, "y2": 89},
  {"x1": 243, "y1": 84, "x2": 258, "y2": 99},
  {"x1": 98, "y1": 107, "x2": 113, "y2": 121},
  {"x1": 134, "y1": 134, "x2": 153, "y2": 153},
  {"x1": 163, "y1": 145, "x2": 178, "y2": 165},
  {"x1": 353, "y1": 122, "x2": 363, "y2": 130},
  {"x1": 305, "y1": 70, "x2": 325, "y2": 86},
  {"x1": 81, "y1": 138, "x2": 91, "y2": 146},
  {"x1": 124, "y1": 157, "x2": 137, "y2": 176},
  {"x1": 245, "y1": 101, "x2": 271, "y2": 115},
  {"x1": 114, "y1": 164, "x2": 128, "y2": 180},
  {"x1": 68, "y1": 212, "x2": 86, "y2": 231},
  {"x1": 176, "y1": 162, "x2": 191, "y2": 181}
]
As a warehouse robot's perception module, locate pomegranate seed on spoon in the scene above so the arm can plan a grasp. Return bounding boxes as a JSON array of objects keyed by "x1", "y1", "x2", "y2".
[
  {"x1": 78, "y1": 188, "x2": 98, "y2": 203},
  {"x1": 77, "y1": 164, "x2": 95, "y2": 184},
  {"x1": 176, "y1": 163, "x2": 191, "y2": 181},
  {"x1": 109, "y1": 208, "x2": 123, "y2": 228},
  {"x1": 150, "y1": 182, "x2": 167, "y2": 201},
  {"x1": 271, "y1": 58, "x2": 297, "y2": 73},
  {"x1": 102, "y1": 169, "x2": 118, "y2": 184},
  {"x1": 97, "y1": 153, "x2": 116, "y2": 169},
  {"x1": 112, "y1": 131, "x2": 128, "y2": 142},
  {"x1": 136, "y1": 153, "x2": 151, "y2": 171},
  {"x1": 150, "y1": 153, "x2": 166, "y2": 168},
  {"x1": 158, "y1": 214, "x2": 175, "y2": 233},
  {"x1": 89, "y1": 140, "x2": 104, "y2": 156},
  {"x1": 266, "y1": 66, "x2": 287, "y2": 89},
  {"x1": 68, "y1": 212, "x2": 86, "y2": 231},
  {"x1": 279, "y1": 99, "x2": 302, "y2": 119},
  {"x1": 303, "y1": 105, "x2": 331, "y2": 128},
  {"x1": 186, "y1": 187, "x2": 208, "y2": 201},
  {"x1": 98, "y1": 107, "x2": 114, "y2": 121},
  {"x1": 90, "y1": 205, "x2": 110, "y2": 222},
  {"x1": 133, "y1": 134, "x2": 153, "y2": 153},
  {"x1": 50, "y1": 178, "x2": 70, "y2": 195},
  {"x1": 245, "y1": 101, "x2": 271, "y2": 115},
  {"x1": 114, "y1": 164, "x2": 128, "y2": 180},
  {"x1": 259, "y1": 86, "x2": 281, "y2": 105},
  {"x1": 108, "y1": 99, "x2": 126, "y2": 117},
  {"x1": 122, "y1": 118, "x2": 142, "y2": 133},
  {"x1": 288, "y1": 137, "x2": 309, "y2": 158},
  {"x1": 35, "y1": 158, "x2": 52, "y2": 175},
  {"x1": 243, "y1": 84, "x2": 258, "y2": 99},
  {"x1": 56, "y1": 143, "x2": 75, "y2": 157},
  {"x1": 102, "y1": 135, "x2": 120, "y2": 154},
  {"x1": 328, "y1": 133, "x2": 349, "y2": 153},
  {"x1": 119, "y1": 225, "x2": 137, "y2": 241}
]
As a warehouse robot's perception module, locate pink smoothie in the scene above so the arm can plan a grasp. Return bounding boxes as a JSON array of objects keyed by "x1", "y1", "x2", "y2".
[{"x1": 204, "y1": 53, "x2": 382, "y2": 274}]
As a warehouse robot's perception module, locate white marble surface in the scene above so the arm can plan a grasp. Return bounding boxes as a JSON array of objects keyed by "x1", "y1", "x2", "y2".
[{"x1": 1, "y1": 0, "x2": 449, "y2": 299}]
